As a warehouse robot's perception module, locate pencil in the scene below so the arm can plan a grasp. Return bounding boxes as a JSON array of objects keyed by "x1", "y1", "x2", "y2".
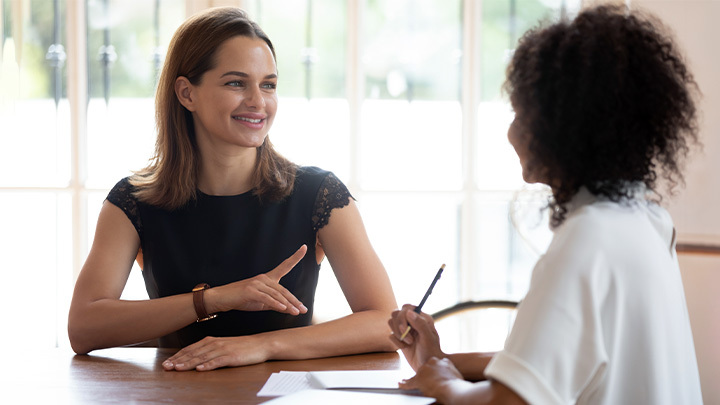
[{"x1": 399, "y1": 264, "x2": 445, "y2": 341}]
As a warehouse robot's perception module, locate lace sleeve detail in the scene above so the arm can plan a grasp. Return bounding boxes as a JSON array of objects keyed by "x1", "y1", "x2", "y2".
[
  {"x1": 311, "y1": 173, "x2": 355, "y2": 231},
  {"x1": 106, "y1": 178, "x2": 143, "y2": 241}
]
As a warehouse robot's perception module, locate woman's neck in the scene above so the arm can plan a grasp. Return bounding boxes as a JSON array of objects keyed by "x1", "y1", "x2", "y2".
[{"x1": 197, "y1": 145, "x2": 258, "y2": 196}]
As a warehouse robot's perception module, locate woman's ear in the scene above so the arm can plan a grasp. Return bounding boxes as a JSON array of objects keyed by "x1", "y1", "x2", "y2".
[{"x1": 175, "y1": 76, "x2": 196, "y2": 111}]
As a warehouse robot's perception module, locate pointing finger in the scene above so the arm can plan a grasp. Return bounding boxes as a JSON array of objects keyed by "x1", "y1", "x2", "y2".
[{"x1": 267, "y1": 245, "x2": 307, "y2": 281}]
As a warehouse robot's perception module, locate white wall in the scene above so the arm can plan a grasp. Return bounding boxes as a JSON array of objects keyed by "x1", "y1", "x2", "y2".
[{"x1": 632, "y1": 1, "x2": 720, "y2": 403}]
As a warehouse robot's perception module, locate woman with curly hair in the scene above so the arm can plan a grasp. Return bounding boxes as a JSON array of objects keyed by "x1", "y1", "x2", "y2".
[{"x1": 388, "y1": 4, "x2": 703, "y2": 404}]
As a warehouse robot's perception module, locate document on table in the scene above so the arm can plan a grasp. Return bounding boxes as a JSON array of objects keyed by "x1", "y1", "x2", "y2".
[
  {"x1": 257, "y1": 369, "x2": 421, "y2": 397},
  {"x1": 257, "y1": 371, "x2": 314, "y2": 396},
  {"x1": 260, "y1": 389, "x2": 435, "y2": 404},
  {"x1": 307, "y1": 370, "x2": 407, "y2": 390}
]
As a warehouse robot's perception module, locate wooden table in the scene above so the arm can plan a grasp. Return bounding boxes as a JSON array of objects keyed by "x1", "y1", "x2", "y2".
[{"x1": 4, "y1": 348, "x2": 407, "y2": 404}]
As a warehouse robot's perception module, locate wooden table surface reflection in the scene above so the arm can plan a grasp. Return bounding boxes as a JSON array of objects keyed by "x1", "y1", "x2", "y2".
[{"x1": 6, "y1": 347, "x2": 405, "y2": 404}]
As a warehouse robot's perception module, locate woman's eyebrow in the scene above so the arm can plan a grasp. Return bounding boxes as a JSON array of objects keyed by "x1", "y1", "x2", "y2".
[{"x1": 221, "y1": 71, "x2": 277, "y2": 80}]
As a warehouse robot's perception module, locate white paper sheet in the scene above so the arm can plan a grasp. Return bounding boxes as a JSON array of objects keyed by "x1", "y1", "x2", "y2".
[
  {"x1": 257, "y1": 371, "x2": 314, "y2": 396},
  {"x1": 259, "y1": 389, "x2": 435, "y2": 404},
  {"x1": 307, "y1": 369, "x2": 407, "y2": 389}
]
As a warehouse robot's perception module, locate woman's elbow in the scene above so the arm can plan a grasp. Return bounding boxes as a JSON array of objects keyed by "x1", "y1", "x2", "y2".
[
  {"x1": 70, "y1": 342, "x2": 92, "y2": 355},
  {"x1": 68, "y1": 330, "x2": 93, "y2": 355},
  {"x1": 67, "y1": 312, "x2": 96, "y2": 355}
]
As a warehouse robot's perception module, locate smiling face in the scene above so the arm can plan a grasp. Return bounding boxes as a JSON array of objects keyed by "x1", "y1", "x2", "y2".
[{"x1": 176, "y1": 35, "x2": 278, "y2": 153}]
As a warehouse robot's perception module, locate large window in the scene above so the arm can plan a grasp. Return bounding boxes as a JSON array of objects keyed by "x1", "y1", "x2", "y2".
[{"x1": 0, "y1": 0, "x2": 579, "y2": 351}]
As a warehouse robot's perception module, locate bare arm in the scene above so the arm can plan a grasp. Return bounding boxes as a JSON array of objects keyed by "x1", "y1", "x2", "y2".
[
  {"x1": 288, "y1": 200, "x2": 397, "y2": 357},
  {"x1": 68, "y1": 201, "x2": 197, "y2": 353},
  {"x1": 163, "y1": 199, "x2": 399, "y2": 370},
  {"x1": 313, "y1": 198, "x2": 398, "y2": 353},
  {"x1": 68, "y1": 201, "x2": 307, "y2": 354},
  {"x1": 400, "y1": 357, "x2": 527, "y2": 405},
  {"x1": 446, "y1": 352, "x2": 496, "y2": 381}
]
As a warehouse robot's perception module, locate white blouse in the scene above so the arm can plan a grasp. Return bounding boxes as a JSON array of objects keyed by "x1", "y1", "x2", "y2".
[{"x1": 485, "y1": 188, "x2": 702, "y2": 404}]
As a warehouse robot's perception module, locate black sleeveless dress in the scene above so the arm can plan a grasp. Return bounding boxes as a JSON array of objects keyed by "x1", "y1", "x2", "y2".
[{"x1": 106, "y1": 166, "x2": 353, "y2": 347}]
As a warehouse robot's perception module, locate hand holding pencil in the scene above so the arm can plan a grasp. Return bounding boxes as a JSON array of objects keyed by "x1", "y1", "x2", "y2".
[
  {"x1": 399, "y1": 264, "x2": 445, "y2": 340},
  {"x1": 388, "y1": 264, "x2": 447, "y2": 371}
]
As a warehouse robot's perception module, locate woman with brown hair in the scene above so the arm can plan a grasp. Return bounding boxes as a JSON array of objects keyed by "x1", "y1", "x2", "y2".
[{"x1": 68, "y1": 7, "x2": 397, "y2": 371}]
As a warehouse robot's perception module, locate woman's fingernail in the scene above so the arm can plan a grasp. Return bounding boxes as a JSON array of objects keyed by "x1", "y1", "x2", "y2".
[
  {"x1": 163, "y1": 361, "x2": 173, "y2": 368},
  {"x1": 407, "y1": 311, "x2": 417, "y2": 320}
]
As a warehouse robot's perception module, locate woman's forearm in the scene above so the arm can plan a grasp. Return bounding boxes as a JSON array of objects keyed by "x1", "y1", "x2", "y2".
[
  {"x1": 258, "y1": 309, "x2": 397, "y2": 361},
  {"x1": 71, "y1": 298, "x2": 395, "y2": 362},
  {"x1": 447, "y1": 352, "x2": 496, "y2": 381},
  {"x1": 436, "y1": 379, "x2": 526, "y2": 405},
  {"x1": 68, "y1": 294, "x2": 197, "y2": 354}
]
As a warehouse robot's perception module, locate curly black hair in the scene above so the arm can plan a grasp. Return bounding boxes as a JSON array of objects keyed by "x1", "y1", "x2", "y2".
[{"x1": 504, "y1": 4, "x2": 700, "y2": 226}]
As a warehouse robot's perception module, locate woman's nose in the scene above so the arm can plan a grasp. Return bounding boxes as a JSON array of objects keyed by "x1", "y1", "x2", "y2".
[{"x1": 243, "y1": 86, "x2": 266, "y2": 109}]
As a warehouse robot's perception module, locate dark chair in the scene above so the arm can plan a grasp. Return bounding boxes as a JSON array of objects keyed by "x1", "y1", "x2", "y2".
[{"x1": 431, "y1": 300, "x2": 519, "y2": 321}]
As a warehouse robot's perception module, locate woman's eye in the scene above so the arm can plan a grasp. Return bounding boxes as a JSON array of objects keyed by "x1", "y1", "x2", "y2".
[
  {"x1": 262, "y1": 82, "x2": 277, "y2": 90},
  {"x1": 226, "y1": 81, "x2": 244, "y2": 87}
]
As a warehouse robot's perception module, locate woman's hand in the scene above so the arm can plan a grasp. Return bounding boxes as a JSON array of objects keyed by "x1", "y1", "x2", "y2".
[
  {"x1": 162, "y1": 335, "x2": 267, "y2": 371},
  {"x1": 388, "y1": 304, "x2": 445, "y2": 371},
  {"x1": 205, "y1": 245, "x2": 308, "y2": 315},
  {"x1": 400, "y1": 357, "x2": 528, "y2": 405},
  {"x1": 399, "y1": 357, "x2": 470, "y2": 401}
]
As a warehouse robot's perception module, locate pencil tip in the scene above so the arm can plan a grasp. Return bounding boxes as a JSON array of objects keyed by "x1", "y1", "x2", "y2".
[{"x1": 441, "y1": 264, "x2": 446, "y2": 269}]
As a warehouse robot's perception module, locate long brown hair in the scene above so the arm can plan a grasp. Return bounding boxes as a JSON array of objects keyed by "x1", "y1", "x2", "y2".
[{"x1": 131, "y1": 7, "x2": 296, "y2": 209}]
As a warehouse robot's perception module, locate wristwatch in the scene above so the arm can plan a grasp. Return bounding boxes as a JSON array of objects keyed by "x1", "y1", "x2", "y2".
[{"x1": 192, "y1": 283, "x2": 217, "y2": 322}]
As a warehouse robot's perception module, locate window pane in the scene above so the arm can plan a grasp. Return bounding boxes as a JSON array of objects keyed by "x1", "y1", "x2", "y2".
[
  {"x1": 359, "y1": 193, "x2": 461, "y2": 314},
  {"x1": 252, "y1": 0, "x2": 307, "y2": 98},
  {"x1": 309, "y1": 0, "x2": 346, "y2": 99},
  {"x1": 87, "y1": 0, "x2": 182, "y2": 99},
  {"x1": 471, "y1": 191, "x2": 552, "y2": 301},
  {"x1": 364, "y1": 0, "x2": 461, "y2": 101},
  {"x1": 480, "y1": 0, "x2": 578, "y2": 101},
  {"x1": 359, "y1": 100, "x2": 462, "y2": 190},
  {"x1": 4, "y1": 1, "x2": 66, "y2": 100},
  {"x1": 0, "y1": 100, "x2": 71, "y2": 186},
  {"x1": 475, "y1": 101, "x2": 521, "y2": 190},
  {"x1": 253, "y1": 0, "x2": 346, "y2": 99},
  {"x1": 86, "y1": 98, "x2": 156, "y2": 188},
  {"x1": 271, "y1": 98, "x2": 350, "y2": 180},
  {"x1": 85, "y1": 0, "x2": 184, "y2": 188},
  {"x1": 0, "y1": 1, "x2": 70, "y2": 187},
  {"x1": 0, "y1": 191, "x2": 72, "y2": 348},
  {"x1": 435, "y1": 307, "x2": 517, "y2": 353}
]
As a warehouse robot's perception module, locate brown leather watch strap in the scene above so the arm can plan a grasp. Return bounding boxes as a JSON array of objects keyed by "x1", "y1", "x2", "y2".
[{"x1": 192, "y1": 283, "x2": 217, "y2": 322}]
